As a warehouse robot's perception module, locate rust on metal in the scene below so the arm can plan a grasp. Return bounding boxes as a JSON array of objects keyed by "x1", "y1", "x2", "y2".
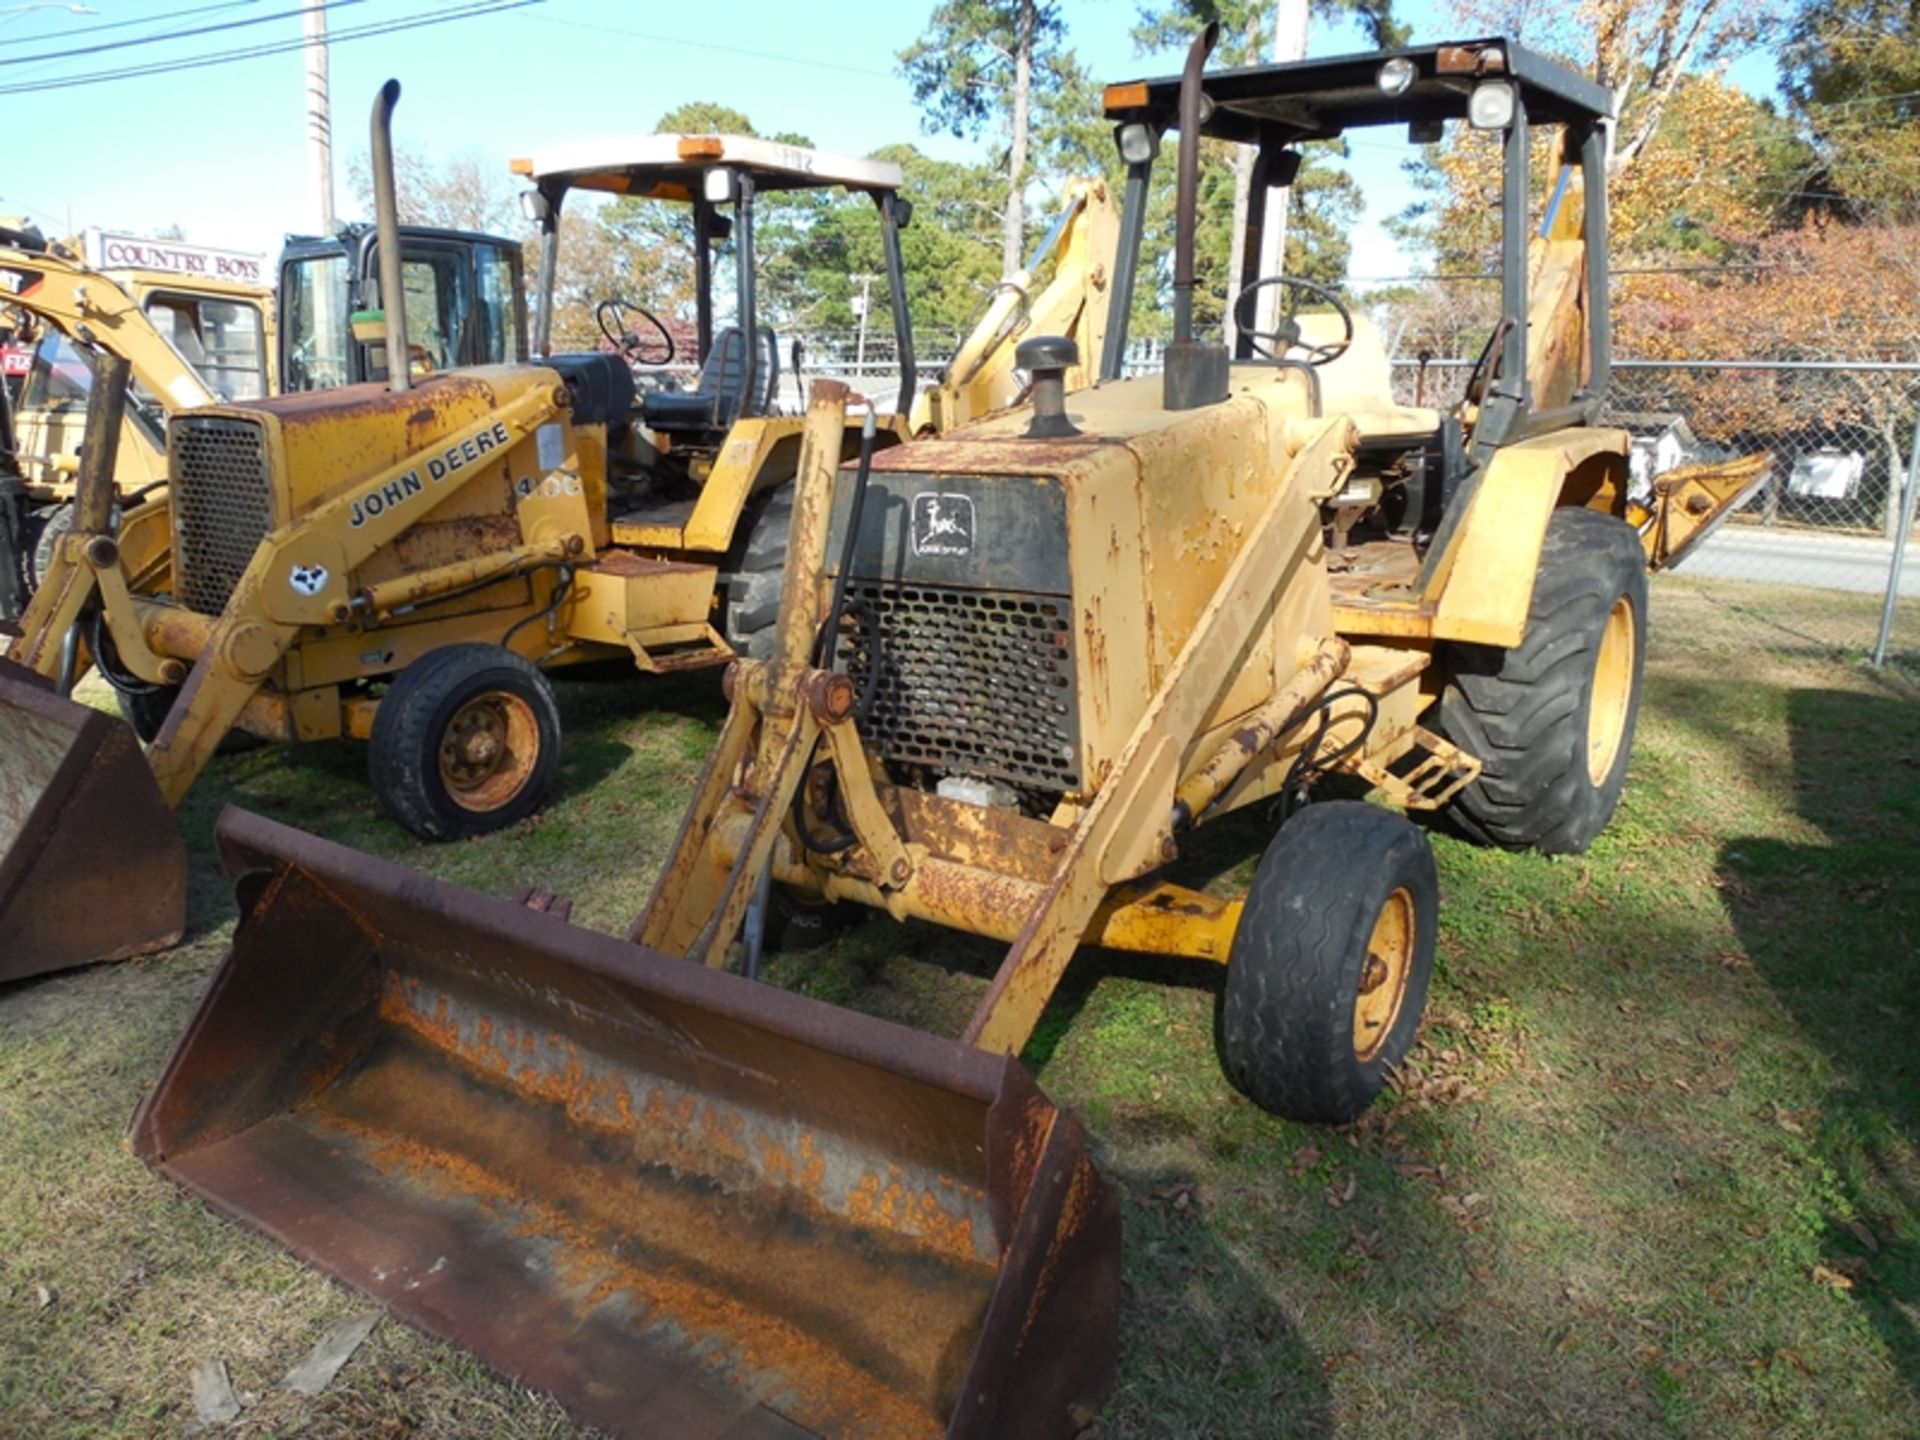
[
  {"x1": 0, "y1": 658, "x2": 186, "y2": 981},
  {"x1": 133, "y1": 808, "x2": 1119, "y2": 1439},
  {"x1": 882, "y1": 784, "x2": 1059, "y2": 886},
  {"x1": 803, "y1": 670, "x2": 857, "y2": 724}
]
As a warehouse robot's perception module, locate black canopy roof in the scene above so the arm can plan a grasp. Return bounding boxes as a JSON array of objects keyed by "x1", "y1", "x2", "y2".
[{"x1": 1104, "y1": 38, "x2": 1612, "y2": 143}]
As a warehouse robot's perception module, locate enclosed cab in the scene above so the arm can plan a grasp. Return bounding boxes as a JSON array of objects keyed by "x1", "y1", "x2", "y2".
[{"x1": 278, "y1": 223, "x2": 526, "y2": 391}]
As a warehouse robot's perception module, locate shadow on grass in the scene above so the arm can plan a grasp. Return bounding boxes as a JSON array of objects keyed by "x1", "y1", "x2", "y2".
[
  {"x1": 1719, "y1": 686, "x2": 1920, "y2": 1403},
  {"x1": 1091, "y1": 1154, "x2": 1333, "y2": 1440}
]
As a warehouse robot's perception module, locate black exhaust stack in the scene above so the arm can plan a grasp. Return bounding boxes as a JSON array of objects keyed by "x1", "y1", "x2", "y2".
[{"x1": 1164, "y1": 22, "x2": 1228, "y2": 412}]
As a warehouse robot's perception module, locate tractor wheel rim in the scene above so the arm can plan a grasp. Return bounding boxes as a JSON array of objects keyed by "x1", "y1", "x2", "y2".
[
  {"x1": 438, "y1": 692, "x2": 539, "y2": 813},
  {"x1": 1587, "y1": 594, "x2": 1636, "y2": 786},
  {"x1": 1353, "y1": 886, "x2": 1416, "y2": 1063}
]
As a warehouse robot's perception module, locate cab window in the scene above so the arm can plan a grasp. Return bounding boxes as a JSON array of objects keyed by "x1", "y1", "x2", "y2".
[
  {"x1": 143, "y1": 293, "x2": 267, "y2": 401},
  {"x1": 281, "y1": 253, "x2": 353, "y2": 392},
  {"x1": 475, "y1": 241, "x2": 523, "y2": 364},
  {"x1": 21, "y1": 330, "x2": 91, "y2": 411},
  {"x1": 398, "y1": 249, "x2": 474, "y2": 375}
]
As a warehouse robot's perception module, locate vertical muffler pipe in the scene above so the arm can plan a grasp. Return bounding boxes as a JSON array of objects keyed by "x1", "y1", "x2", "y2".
[
  {"x1": 1163, "y1": 22, "x2": 1229, "y2": 411},
  {"x1": 371, "y1": 79, "x2": 410, "y2": 394}
]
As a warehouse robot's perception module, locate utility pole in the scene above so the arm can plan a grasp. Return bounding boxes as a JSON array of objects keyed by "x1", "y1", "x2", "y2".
[
  {"x1": 1253, "y1": 0, "x2": 1308, "y2": 338},
  {"x1": 303, "y1": 0, "x2": 334, "y2": 235},
  {"x1": 851, "y1": 273, "x2": 875, "y2": 372}
]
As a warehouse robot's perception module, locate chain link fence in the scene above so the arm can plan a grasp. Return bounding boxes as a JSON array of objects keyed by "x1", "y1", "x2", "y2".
[{"x1": 759, "y1": 333, "x2": 1920, "y2": 674}]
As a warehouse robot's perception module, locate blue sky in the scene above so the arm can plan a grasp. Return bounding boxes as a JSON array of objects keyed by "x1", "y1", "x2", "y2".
[{"x1": 0, "y1": 0, "x2": 1782, "y2": 281}]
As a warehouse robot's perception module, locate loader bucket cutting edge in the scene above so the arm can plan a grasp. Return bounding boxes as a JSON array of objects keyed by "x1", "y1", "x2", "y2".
[
  {"x1": 0, "y1": 657, "x2": 186, "y2": 983},
  {"x1": 130, "y1": 806, "x2": 1120, "y2": 1440}
]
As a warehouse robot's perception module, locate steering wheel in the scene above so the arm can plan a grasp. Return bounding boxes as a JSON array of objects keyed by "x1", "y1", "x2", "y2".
[
  {"x1": 1231, "y1": 275, "x2": 1355, "y2": 366},
  {"x1": 595, "y1": 298, "x2": 674, "y2": 367}
]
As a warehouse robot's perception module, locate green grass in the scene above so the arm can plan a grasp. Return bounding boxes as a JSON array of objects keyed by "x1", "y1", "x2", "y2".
[{"x1": 3, "y1": 575, "x2": 1918, "y2": 1437}]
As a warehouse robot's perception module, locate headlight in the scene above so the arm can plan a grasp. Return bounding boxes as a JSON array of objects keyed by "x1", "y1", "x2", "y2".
[
  {"x1": 1117, "y1": 121, "x2": 1158, "y2": 164},
  {"x1": 702, "y1": 168, "x2": 735, "y2": 204},
  {"x1": 1468, "y1": 80, "x2": 1517, "y2": 130},
  {"x1": 518, "y1": 190, "x2": 549, "y2": 224},
  {"x1": 1376, "y1": 57, "x2": 1417, "y2": 95}
]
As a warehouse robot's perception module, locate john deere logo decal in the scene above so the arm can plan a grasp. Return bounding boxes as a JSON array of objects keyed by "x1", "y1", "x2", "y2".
[{"x1": 912, "y1": 492, "x2": 974, "y2": 557}]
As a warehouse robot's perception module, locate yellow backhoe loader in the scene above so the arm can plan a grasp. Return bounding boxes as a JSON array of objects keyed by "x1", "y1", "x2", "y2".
[
  {"x1": 0, "y1": 83, "x2": 917, "y2": 980},
  {"x1": 622, "y1": 31, "x2": 1766, "y2": 1122}
]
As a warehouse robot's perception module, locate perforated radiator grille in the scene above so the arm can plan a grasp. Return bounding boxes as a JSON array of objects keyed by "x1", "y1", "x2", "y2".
[
  {"x1": 170, "y1": 416, "x2": 273, "y2": 616},
  {"x1": 840, "y1": 581, "x2": 1081, "y2": 793}
]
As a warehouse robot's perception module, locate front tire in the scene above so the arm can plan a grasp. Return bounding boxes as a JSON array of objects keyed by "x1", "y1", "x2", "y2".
[
  {"x1": 1218, "y1": 801, "x2": 1439, "y2": 1124},
  {"x1": 1438, "y1": 506, "x2": 1647, "y2": 855},
  {"x1": 369, "y1": 643, "x2": 561, "y2": 840}
]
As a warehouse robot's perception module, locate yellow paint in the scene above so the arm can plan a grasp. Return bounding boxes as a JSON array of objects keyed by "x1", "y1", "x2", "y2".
[{"x1": 1426, "y1": 428, "x2": 1629, "y2": 646}]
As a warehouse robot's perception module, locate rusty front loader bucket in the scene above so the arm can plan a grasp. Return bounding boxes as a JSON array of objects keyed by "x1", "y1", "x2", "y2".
[
  {"x1": 130, "y1": 808, "x2": 1120, "y2": 1440},
  {"x1": 0, "y1": 658, "x2": 187, "y2": 982}
]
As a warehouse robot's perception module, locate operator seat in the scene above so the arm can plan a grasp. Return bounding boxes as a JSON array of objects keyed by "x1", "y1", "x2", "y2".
[
  {"x1": 642, "y1": 326, "x2": 779, "y2": 434},
  {"x1": 1296, "y1": 312, "x2": 1439, "y2": 442}
]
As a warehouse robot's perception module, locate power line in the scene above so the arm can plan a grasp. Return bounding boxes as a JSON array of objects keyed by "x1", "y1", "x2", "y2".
[
  {"x1": 0, "y1": 0, "x2": 260, "y2": 49},
  {"x1": 520, "y1": 12, "x2": 896, "y2": 82},
  {"x1": 2, "y1": 0, "x2": 366, "y2": 67},
  {"x1": 0, "y1": 0, "x2": 540, "y2": 96}
]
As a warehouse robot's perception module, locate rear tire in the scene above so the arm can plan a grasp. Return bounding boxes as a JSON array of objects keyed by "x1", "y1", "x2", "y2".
[
  {"x1": 369, "y1": 643, "x2": 561, "y2": 841},
  {"x1": 1218, "y1": 801, "x2": 1438, "y2": 1124},
  {"x1": 1437, "y1": 507, "x2": 1647, "y2": 855},
  {"x1": 719, "y1": 487, "x2": 790, "y2": 660}
]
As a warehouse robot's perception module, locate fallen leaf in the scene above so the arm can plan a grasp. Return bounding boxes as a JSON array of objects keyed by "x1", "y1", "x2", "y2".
[
  {"x1": 31, "y1": 1284, "x2": 55, "y2": 1310},
  {"x1": 1846, "y1": 1219, "x2": 1880, "y2": 1255},
  {"x1": 1811, "y1": 1264, "x2": 1854, "y2": 1292},
  {"x1": 1291, "y1": 1143, "x2": 1324, "y2": 1170},
  {"x1": 1617, "y1": 1000, "x2": 1641, "y2": 1015}
]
